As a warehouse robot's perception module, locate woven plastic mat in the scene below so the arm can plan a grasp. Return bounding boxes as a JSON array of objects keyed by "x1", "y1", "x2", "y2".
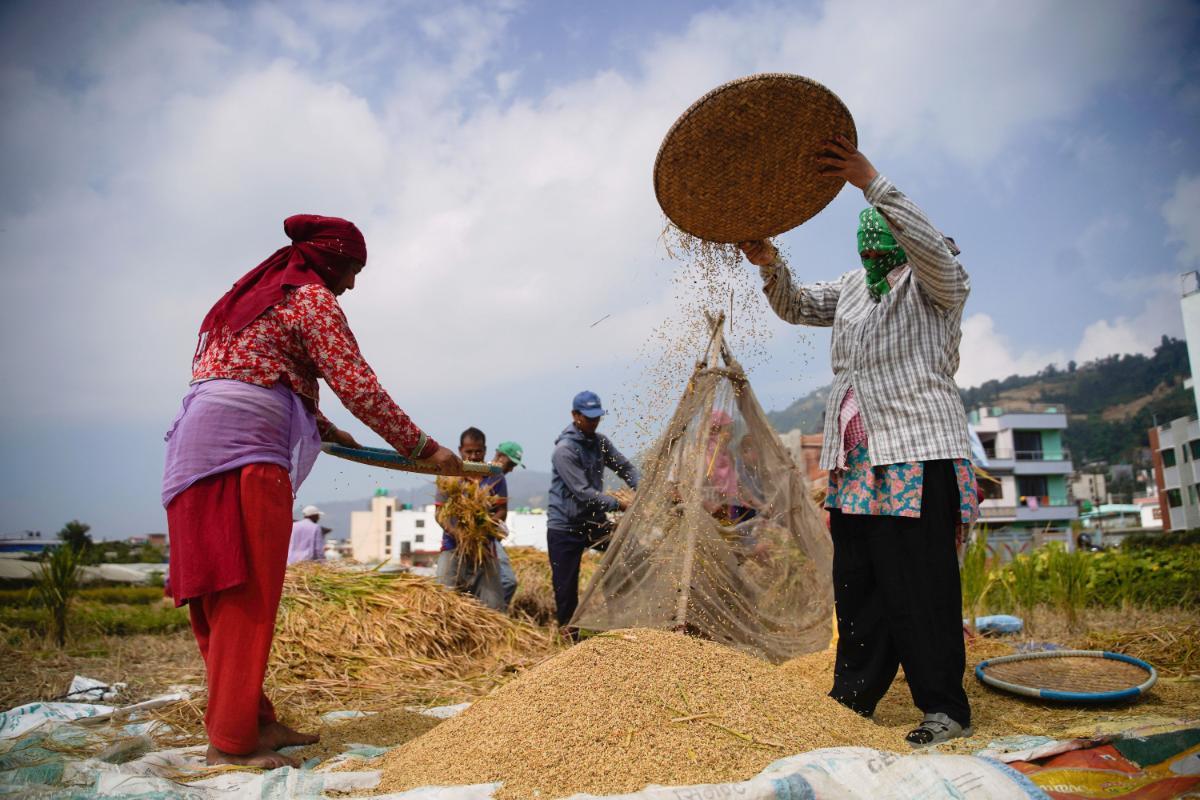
[{"x1": 654, "y1": 73, "x2": 856, "y2": 243}]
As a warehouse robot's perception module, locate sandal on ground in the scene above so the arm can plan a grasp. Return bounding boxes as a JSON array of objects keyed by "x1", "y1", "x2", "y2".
[{"x1": 905, "y1": 712, "x2": 973, "y2": 747}]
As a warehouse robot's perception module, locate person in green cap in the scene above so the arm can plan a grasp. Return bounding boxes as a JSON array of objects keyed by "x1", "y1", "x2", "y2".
[
  {"x1": 740, "y1": 135, "x2": 978, "y2": 747},
  {"x1": 492, "y1": 441, "x2": 524, "y2": 607}
]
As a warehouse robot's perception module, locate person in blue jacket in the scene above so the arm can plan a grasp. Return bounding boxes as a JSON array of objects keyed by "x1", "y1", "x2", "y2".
[{"x1": 547, "y1": 390, "x2": 639, "y2": 635}]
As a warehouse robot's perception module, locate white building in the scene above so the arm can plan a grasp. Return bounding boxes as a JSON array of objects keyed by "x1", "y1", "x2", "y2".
[
  {"x1": 969, "y1": 405, "x2": 1078, "y2": 532},
  {"x1": 1148, "y1": 271, "x2": 1200, "y2": 532},
  {"x1": 350, "y1": 494, "x2": 549, "y2": 566},
  {"x1": 351, "y1": 495, "x2": 439, "y2": 566},
  {"x1": 1151, "y1": 415, "x2": 1200, "y2": 531},
  {"x1": 1136, "y1": 496, "x2": 1164, "y2": 531},
  {"x1": 1070, "y1": 472, "x2": 1107, "y2": 508}
]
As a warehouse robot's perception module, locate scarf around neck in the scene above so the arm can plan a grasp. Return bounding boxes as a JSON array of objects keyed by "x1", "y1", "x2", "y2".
[{"x1": 857, "y1": 207, "x2": 908, "y2": 301}]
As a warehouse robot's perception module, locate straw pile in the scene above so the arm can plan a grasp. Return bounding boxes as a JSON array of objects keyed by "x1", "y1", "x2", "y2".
[
  {"x1": 369, "y1": 628, "x2": 906, "y2": 799},
  {"x1": 1082, "y1": 623, "x2": 1200, "y2": 677},
  {"x1": 506, "y1": 546, "x2": 600, "y2": 625},
  {"x1": 435, "y1": 476, "x2": 502, "y2": 564},
  {"x1": 268, "y1": 565, "x2": 555, "y2": 708}
]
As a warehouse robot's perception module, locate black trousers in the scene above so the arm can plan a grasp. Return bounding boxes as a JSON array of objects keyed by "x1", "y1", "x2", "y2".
[
  {"x1": 547, "y1": 527, "x2": 589, "y2": 627},
  {"x1": 828, "y1": 459, "x2": 970, "y2": 728}
]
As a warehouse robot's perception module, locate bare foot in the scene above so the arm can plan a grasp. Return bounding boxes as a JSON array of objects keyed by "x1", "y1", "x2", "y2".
[
  {"x1": 259, "y1": 720, "x2": 320, "y2": 750},
  {"x1": 206, "y1": 744, "x2": 298, "y2": 769}
]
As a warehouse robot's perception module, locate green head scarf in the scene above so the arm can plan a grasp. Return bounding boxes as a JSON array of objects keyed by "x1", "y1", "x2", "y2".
[{"x1": 857, "y1": 207, "x2": 908, "y2": 300}]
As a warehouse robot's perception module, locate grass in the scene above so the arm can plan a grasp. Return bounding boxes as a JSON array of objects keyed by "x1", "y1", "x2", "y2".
[
  {"x1": 960, "y1": 531, "x2": 993, "y2": 633},
  {"x1": 0, "y1": 585, "x2": 166, "y2": 607},
  {"x1": 0, "y1": 600, "x2": 188, "y2": 637}
]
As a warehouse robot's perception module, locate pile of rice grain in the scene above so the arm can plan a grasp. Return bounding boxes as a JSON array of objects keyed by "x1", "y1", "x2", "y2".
[{"x1": 370, "y1": 628, "x2": 906, "y2": 799}]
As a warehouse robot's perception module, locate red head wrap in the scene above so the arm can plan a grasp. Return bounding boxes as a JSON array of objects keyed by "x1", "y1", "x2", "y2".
[{"x1": 198, "y1": 214, "x2": 367, "y2": 343}]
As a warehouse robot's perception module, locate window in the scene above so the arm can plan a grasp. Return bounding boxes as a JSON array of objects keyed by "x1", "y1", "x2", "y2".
[
  {"x1": 1162, "y1": 448, "x2": 1177, "y2": 467},
  {"x1": 385, "y1": 534, "x2": 391, "y2": 546},
  {"x1": 415, "y1": 519, "x2": 425, "y2": 529},
  {"x1": 1167, "y1": 489, "x2": 1182, "y2": 507},
  {"x1": 386, "y1": 505, "x2": 392, "y2": 518},
  {"x1": 1191, "y1": 441, "x2": 1200, "y2": 460},
  {"x1": 415, "y1": 534, "x2": 424, "y2": 543},
  {"x1": 1014, "y1": 431, "x2": 1043, "y2": 460},
  {"x1": 1190, "y1": 486, "x2": 1198, "y2": 506},
  {"x1": 1016, "y1": 475, "x2": 1048, "y2": 499},
  {"x1": 385, "y1": 520, "x2": 392, "y2": 532},
  {"x1": 980, "y1": 479, "x2": 1004, "y2": 501}
]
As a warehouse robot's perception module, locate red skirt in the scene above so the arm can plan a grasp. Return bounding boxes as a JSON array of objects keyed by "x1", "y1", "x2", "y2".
[{"x1": 167, "y1": 465, "x2": 290, "y2": 605}]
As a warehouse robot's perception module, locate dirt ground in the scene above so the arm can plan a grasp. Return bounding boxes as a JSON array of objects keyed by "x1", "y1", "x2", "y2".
[
  {"x1": 1, "y1": 629, "x2": 203, "y2": 710},
  {"x1": 3, "y1": 605, "x2": 1197, "y2": 761},
  {"x1": 783, "y1": 634, "x2": 1200, "y2": 757}
]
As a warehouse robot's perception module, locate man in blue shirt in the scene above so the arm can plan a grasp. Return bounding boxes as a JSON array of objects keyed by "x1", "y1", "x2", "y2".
[
  {"x1": 435, "y1": 427, "x2": 506, "y2": 611},
  {"x1": 548, "y1": 391, "x2": 639, "y2": 634}
]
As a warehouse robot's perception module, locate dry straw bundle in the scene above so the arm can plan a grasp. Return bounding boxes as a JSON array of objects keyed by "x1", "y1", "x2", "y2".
[
  {"x1": 369, "y1": 629, "x2": 905, "y2": 799},
  {"x1": 1082, "y1": 623, "x2": 1200, "y2": 677},
  {"x1": 268, "y1": 565, "x2": 555, "y2": 708},
  {"x1": 434, "y1": 476, "x2": 502, "y2": 564},
  {"x1": 505, "y1": 546, "x2": 600, "y2": 625}
]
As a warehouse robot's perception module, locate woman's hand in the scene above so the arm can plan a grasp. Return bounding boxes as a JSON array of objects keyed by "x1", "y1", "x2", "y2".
[
  {"x1": 325, "y1": 428, "x2": 361, "y2": 448},
  {"x1": 816, "y1": 135, "x2": 878, "y2": 190},
  {"x1": 738, "y1": 239, "x2": 778, "y2": 267},
  {"x1": 427, "y1": 446, "x2": 464, "y2": 475}
]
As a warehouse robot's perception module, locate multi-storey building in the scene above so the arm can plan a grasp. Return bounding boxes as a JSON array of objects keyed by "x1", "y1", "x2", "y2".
[
  {"x1": 1151, "y1": 416, "x2": 1200, "y2": 531},
  {"x1": 1070, "y1": 471, "x2": 1108, "y2": 508},
  {"x1": 350, "y1": 492, "x2": 550, "y2": 566},
  {"x1": 1149, "y1": 271, "x2": 1200, "y2": 532},
  {"x1": 969, "y1": 404, "x2": 1079, "y2": 537},
  {"x1": 350, "y1": 494, "x2": 439, "y2": 566}
]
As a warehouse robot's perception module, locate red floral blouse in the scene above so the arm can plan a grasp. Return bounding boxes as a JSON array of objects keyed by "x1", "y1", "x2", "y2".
[{"x1": 192, "y1": 283, "x2": 438, "y2": 458}]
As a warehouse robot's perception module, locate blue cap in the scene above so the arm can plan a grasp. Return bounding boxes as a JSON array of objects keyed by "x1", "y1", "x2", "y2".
[{"x1": 572, "y1": 390, "x2": 606, "y2": 418}]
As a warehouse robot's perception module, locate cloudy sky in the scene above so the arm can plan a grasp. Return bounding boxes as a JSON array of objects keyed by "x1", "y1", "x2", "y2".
[{"x1": 2, "y1": 0, "x2": 1198, "y2": 539}]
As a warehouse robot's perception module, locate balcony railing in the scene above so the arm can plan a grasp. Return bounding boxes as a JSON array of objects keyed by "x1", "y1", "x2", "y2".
[
  {"x1": 979, "y1": 497, "x2": 1075, "y2": 517},
  {"x1": 980, "y1": 505, "x2": 1019, "y2": 518},
  {"x1": 1017, "y1": 496, "x2": 1074, "y2": 507},
  {"x1": 982, "y1": 448, "x2": 1070, "y2": 461},
  {"x1": 975, "y1": 403, "x2": 1068, "y2": 417}
]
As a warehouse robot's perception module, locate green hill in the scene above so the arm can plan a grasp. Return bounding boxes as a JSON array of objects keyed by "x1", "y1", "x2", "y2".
[{"x1": 766, "y1": 336, "x2": 1190, "y2": 465}]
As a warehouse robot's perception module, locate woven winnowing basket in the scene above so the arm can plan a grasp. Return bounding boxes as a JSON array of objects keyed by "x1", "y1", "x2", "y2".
[
  {"x1": 983, "y1": 655, "x2": 1147, "y2": 693},
  {"x1": 654, "y1": 73, "x2": 857, "y2": 243},
  {"x1": 976, "y1": 650, "x2": 1158, "y2": 702}
]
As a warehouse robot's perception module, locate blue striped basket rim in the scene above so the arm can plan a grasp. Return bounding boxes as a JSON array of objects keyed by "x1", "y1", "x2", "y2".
[{"x1": 975, "y1": 649, "x2": 1157, "y2": 703}]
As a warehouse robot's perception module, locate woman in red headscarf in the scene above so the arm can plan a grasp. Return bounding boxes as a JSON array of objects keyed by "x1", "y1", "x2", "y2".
[{"x1": 163, "y1": 215, "x2": 461, "y2": 768}]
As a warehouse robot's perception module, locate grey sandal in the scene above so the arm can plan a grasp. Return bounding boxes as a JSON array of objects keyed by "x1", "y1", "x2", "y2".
[{"x1": 905, "y1": 712, "x2": 973, "y2": 747}]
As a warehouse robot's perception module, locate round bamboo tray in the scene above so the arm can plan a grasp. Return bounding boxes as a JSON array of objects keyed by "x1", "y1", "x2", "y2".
[
  {"x1": 654, "y1": 73, "x2": 856, "y2": 243},
  {"x1": 975, "y1": 650, "x2": 1157, "y2": 703}
]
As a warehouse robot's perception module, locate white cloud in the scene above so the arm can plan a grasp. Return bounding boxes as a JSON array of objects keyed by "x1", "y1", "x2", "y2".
[
  {"x1": 1164, "y1": 173, "x2": 1200, "y2": 266},
  {"x1": 957, "y1": 313, "x2": 1066, "y2": 388},
  {"x1": 958, "y1": 273, "x2": 1183, "y2": 388},
  {"x1": 1074, "y1": 275, "x2": 1183, "y2": 362},
  {"x1": 0, "y1": 0, "x2": 1194, "y2": 431}
]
